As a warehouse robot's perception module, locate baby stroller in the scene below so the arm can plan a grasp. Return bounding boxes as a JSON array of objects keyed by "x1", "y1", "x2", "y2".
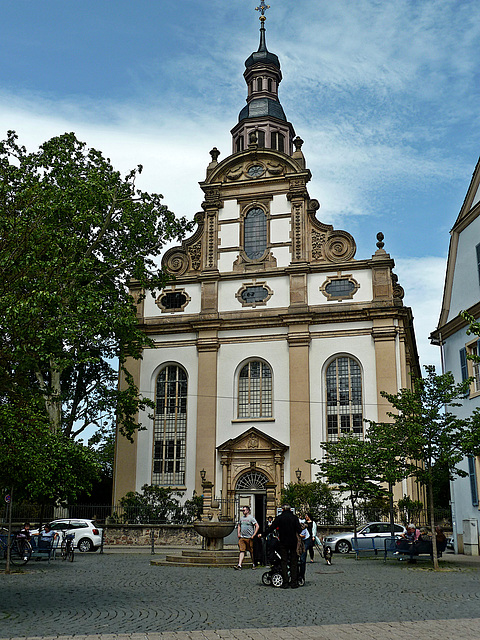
[{"x1": 261, "y1": 535, "x2": 305, "y2": 588}]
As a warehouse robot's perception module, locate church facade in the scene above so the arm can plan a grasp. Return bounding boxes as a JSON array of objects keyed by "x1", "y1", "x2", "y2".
[{"x1": 113, "y1": 10, "x2": 421, "y2": 527}]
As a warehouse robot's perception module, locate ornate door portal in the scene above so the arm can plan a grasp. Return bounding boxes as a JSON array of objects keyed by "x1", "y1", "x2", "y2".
[{"x1": 217, "y1": 427, "x2": 287, "y2": 520}]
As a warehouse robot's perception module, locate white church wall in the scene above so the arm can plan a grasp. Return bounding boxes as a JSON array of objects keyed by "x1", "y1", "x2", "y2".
[
  {"x1": 270, "y1": 217, "x2": 290, "y2": 244},
  {"x1": 218, "y1": 275, "x2": 290, "y2": 312},
  {"x1": 142, "y1": 284, "x2": 202, "y2": 317},
  {"x1": 271, "y1": 194, "x2": 290, "y2": 215},
  {"x1": 308, "y1": 269, "x2": 373, "y2": 306},
  {"x1": 308, "y1": 332, "x2": 379, "y2": 470},
  {"x1": 134, "y1": 344, "x2": 199, "y2": 496},
  {"x1": 218, "y1": 199, "x2": 239, "y2": 221},
  {"x1": 272, "y1": 246, "x2": 292, "y2": 267},
  {"x1": 218, "y1": 220, "x2": 239, "y2": 250},
  {"x1": 215, "y1": 339, "x2": 291, "y2": 449}
]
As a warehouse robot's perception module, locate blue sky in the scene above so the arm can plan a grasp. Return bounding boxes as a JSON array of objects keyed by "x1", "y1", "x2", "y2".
[{"x1": 2, "y1": 0, "x2": 480, "y2": 371}]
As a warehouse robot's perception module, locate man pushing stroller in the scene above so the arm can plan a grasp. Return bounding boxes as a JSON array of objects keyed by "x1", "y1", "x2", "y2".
[{"x1": 265, "y1": 504, "x2": 302, "y2": 589}]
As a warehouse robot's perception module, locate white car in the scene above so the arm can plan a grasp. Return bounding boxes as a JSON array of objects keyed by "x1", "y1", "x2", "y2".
[
  {"x1": 323, "y1": 522, "x2": 406, "y2": 554},
  {"x1": 33, "y1": 519, "x2": 103, "y2": 552}
]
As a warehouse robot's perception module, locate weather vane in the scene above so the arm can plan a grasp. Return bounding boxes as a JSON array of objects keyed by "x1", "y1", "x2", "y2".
[{"x1": 255, "y1": 0, "x2": 270, "y2": 23}]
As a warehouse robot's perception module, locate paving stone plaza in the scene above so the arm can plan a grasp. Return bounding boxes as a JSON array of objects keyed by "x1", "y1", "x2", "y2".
[{"x1": 1, "y1": 548, "x2": 480, "y2": 640}]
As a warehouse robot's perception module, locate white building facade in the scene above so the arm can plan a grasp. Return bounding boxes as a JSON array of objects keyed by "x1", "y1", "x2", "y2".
[{"x1": 431, "y1": 157, "x2": 480, "y2": 554}]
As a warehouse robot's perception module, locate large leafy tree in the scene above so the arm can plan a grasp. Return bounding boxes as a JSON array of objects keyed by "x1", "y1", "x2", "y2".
[
  {"x1": 369, "y1": 365, "x2": 480, "y2": 569},
  {"x1": 309, "y1": 435, "x2": 390, "y2": 541},
  {"x1": 281, "y1": 481, "x2": 341, "y2": 524},
  {"x1": 0, "y1": 131, "x2": 189, "y2": 448}
]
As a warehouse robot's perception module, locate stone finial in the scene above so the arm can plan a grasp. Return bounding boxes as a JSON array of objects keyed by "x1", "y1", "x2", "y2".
[
  {"x1": 293, "y1": 136, "x2": 304, "y2": 151},
  {"x1": 376, "y1": 232, "x2": 385, "y2": 250},
  {"x1": 209, "y1": 147, "x2": 220, "y2": 163}
]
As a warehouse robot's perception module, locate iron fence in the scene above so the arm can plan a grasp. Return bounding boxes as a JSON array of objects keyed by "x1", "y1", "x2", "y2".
[{"x1": 2, "y1": 502, "x2": 452, "y2": 529}]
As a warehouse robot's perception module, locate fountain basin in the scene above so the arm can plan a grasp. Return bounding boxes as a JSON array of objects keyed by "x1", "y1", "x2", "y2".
[{"x1": 193, "y1": 520, "x2": 235, "y2": 550}]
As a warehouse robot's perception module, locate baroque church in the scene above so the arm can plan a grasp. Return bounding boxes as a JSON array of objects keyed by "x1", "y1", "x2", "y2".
[{"x1": 113, "y1": 4, "x2": 421, "y2": 528}]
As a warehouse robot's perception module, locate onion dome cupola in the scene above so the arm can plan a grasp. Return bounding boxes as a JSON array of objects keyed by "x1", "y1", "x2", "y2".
[{"x1": 231, "y1": 1, "x2": 296, "y2": 156}]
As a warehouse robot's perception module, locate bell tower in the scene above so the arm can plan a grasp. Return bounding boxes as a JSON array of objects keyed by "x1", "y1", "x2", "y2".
[{"x1": 231, "y1": 1, "x2": 295, "y2": 155}]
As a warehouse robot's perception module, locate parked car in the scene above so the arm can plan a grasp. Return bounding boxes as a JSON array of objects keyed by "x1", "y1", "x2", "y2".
[
  {"x1": 323, "y1": 522, "x2": 406, "y2": 554},
  {"x1": 32, "y1": 519, "x2": 102, "y2": 552},
  {"x1": 447, "y1": 535, "x2": 455, "y2": 551}
]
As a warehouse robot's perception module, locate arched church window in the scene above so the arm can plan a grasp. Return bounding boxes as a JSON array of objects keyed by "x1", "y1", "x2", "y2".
[
  {"x1": 238, "y1": 360, "x2": 272, "y2": 418},
  {"x1": 257, "y1": 130, "x2": 265, "y2": 147},
  {"x1": 236, "y1": 136, "x2": 244, "y2": 152},
  {"x1": 257, "y1": 77, "x2": 263, "y2": 91},
  {"x1": 326, "y1": 356, "x2": 363, "y2": 441},
  {"x1": 268, "y1": 78, "x2": 273, "y2": 92},
  {"x1": 271, "y1": 131, "x2": 284, "y2": 152},
  {"x1": 153, "y1": 364, "x2": 187, "y2": 486},
  {"x1": 244, "y1": 207, "x2": 267, "y2": 260}
]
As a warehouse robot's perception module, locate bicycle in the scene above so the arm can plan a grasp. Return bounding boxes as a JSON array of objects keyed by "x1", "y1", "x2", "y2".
[
  {"x1": 61, "y1": 531, "x2": 75, "y2": 562},
  {"x1": 0, "y1": 529, "x2": 32, "y2": 566}
]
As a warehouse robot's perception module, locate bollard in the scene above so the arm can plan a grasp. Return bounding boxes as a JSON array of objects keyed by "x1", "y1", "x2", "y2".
[
  {"x1": 151, "y1": 528, "x2": 155, "y2": 555},
  {"x1": 100, "y1": 526, "x2": 104, "y2": 554}
]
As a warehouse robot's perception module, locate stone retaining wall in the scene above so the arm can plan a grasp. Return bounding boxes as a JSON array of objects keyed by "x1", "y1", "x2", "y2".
[{"x1": 104, "y1": 524, "x2": 202, "y2": 546}]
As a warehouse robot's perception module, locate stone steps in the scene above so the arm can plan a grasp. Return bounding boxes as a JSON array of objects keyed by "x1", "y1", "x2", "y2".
[{"x1": 151, "y1": 548, "x2": 252, "y2": 568}]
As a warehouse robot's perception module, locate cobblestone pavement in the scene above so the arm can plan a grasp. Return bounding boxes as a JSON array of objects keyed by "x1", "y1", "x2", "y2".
[{"x1": 1, "y1": 550, "x2": 480, "y2": 640}]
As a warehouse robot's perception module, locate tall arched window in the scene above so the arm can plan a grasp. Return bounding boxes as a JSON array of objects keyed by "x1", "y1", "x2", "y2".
[
  {"x1": 244, "y1": 208, "x2": 267, "y2": 260},
  {"x1": 326, "y1": 356, "x2": 363, "y2": 441},
  {"x1": 238, "y1": 360, "x2": 272, "y2": 418},
  {"x1": 153, "y1": 364, "x2": 187, "y2": 486}
]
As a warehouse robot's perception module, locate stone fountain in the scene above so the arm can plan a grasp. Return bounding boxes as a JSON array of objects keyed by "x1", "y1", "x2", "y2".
[
  {"x1": 192, "y1": 501, "x2": 235, "y2": 551},
  {"x1": 151, "y1": 499, "x2": 239, "y2": 567}
]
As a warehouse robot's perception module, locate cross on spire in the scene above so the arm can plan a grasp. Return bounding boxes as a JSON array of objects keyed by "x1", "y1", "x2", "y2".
[{"x1": 255, "y1": 0, "x2": 270, "y2": 22}]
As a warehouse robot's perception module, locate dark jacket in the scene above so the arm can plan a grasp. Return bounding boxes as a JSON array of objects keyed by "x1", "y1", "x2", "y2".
[{"x1": 266, "y1": 509, "x2": 302, "y2": 548}]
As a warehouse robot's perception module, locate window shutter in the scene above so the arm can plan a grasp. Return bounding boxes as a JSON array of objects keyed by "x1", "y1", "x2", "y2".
[
  {"x1": 468, "y1": 456, "x2": 479, "y2": 507},
  {"x1": 460, "y1": 347, "x2": 469, "y2": 397},
  {"x1": 476, "y1": 243, "x2": 480, "y2": 286}
]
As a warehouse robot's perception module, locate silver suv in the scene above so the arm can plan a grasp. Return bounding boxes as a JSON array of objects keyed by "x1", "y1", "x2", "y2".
[
  {"x1": 35, "y1": 519, "x2": 103, "y2": 552},
  {"x1": 324, "y1": 522, "x2": 406, "y2": 554}
]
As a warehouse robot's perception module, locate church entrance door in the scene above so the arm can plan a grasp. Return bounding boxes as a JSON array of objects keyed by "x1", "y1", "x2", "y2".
[{"x1": 235, "y1": 470, "x2": 268, "y2": 532}]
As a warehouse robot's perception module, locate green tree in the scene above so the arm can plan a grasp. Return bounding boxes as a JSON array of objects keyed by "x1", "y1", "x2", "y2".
[
  {"x1": 281, "y1": 481, "x2": 341, "y2": 524},
  {"x1": 0, "y1": 131, "x2": 190, "y2": 446},
  {"x1": 309, "y1": 435, "x2": 390, "y2": 542},
  {"x1": 369, "y1": 365, "x2": 480, "y2": 569},
  {"x1": 118, "y1": 484, "x2": 202, "y2": 524},
  {"x1": 0, "y1": 399, "x2": 100, "y2": 505}
]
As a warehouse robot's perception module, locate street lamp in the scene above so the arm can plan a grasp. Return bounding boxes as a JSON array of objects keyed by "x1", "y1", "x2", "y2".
[
  {"x1": 200, "y1": 468, "x2": 206, "y2": 482},
  {"x1": 295, "y1": 468, "x2": 302, "y2": 483}
]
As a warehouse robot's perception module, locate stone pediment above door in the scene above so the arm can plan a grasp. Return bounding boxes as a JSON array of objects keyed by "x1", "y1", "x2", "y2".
[{"x1": 217, "y1": 427, "x2": 287, "y2": 455}]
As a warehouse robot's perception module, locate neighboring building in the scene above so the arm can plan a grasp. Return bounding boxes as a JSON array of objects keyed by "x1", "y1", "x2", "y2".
[
  {"x1": 113, "y1": 9, "x2": 421, "y2": 528},
  {"x1": 431, "y1": 157, "x2": 480, "y2": 554}
]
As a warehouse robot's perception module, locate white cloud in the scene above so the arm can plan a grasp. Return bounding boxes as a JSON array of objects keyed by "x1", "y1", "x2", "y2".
[{"x1": 395, "y1": 256, "x2": 447, "y2": 372}]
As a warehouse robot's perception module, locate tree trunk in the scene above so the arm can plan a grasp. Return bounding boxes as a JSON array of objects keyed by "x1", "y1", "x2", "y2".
[
  {"x1": 351, "y1": 492, "x2": 358, "y2": 549},
  {"x1": 428, "y1": 475, "x2": 439, "y2": 570}
]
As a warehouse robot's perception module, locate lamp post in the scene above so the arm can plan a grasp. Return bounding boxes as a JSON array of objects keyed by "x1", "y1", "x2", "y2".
[{"x1": 295, "y1": 468, "x2": 302, "y2": 483}]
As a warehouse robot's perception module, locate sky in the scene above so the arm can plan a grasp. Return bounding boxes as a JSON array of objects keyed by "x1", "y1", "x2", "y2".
[{"x1": 1, "y1": 0, "x2": 479, "y2": 372}]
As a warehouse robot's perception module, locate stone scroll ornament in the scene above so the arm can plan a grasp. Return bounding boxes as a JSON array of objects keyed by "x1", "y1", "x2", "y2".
[
  {"x1": 162, "y1": 248, "x2": 189, "y2": 276},
  {"x1": 324, "y1": 231, "x2": 356, "y2": 262}
]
